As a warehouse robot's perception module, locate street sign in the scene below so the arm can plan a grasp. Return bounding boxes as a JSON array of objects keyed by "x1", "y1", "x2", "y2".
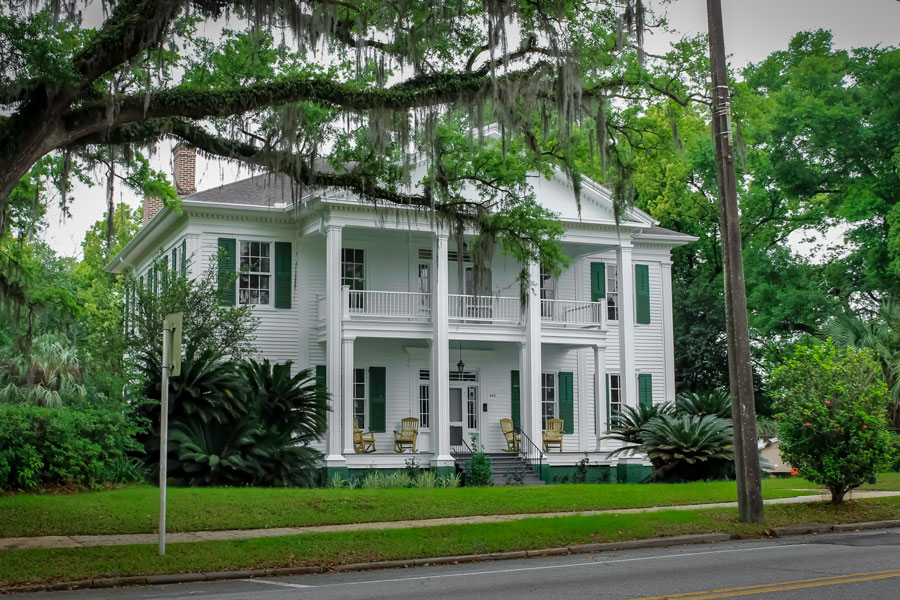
[{"x1": 163, "y1": 312, "x2": 182, "y2": 376}]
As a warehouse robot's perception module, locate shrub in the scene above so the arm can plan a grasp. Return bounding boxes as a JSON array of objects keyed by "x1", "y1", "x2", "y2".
[
  {"x1": 414, "y1": 470, "x2": 437, "y2": 488},
  {"x1": 464, "y1": 434, "x2": 493, "y2": 486},
  {"x1": 605, "y1": 402, "x2": 674, "y2": 456},
  {"x1": 770, "y1": 340, "x2": 892, "y2": 503},
  {"x1": 0, "y1": 404, "x2": 144, "y2": 490},
  {"x1": 439, "y1": 471, "x2": 462, "y2": 488},
  {"x1": 573, "y1": 453, "x2": 590, "y2": 483},
  {"x1": 675, "y1": 390, "x2": 732, "y2": 419},
  {"x1": 640, "y1": 414, "x2": 734, "y2": 482}
]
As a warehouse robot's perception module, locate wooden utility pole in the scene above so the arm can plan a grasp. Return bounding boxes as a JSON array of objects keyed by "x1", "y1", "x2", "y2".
[{"x1": 705, "y1": 0, "x2": 764, "y2": 524}]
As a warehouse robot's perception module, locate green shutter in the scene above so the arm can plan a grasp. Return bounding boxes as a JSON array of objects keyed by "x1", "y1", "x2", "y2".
[
  {"x1": 217, "y1": 237, "x2": 236, "y2": 306},
  {"x1": 638, "y1": 373, "x2": 653, "y2": 409},
  {"x1": 635, "y1": 263, "x2": 650, "y2": 324},
  {"x1": 590, "y1": 262, "x2": 606, "y2": 302},
  {"x1": 511, "y1": 370, "x2": 521, "y2": 429},
  {"x1": 180, "y1": 239, "x2": 187, "y2": 275},
  {"x1": 605, "y1": 373, "x2": 611, "y2": 430},
  {"x1": 161, "y1": 256, "x2": 168, "y2": 292},
  {"x1": 558, "y1": 371, "x2": 574, "y2": 434},
  {"x1": 274, "y1": 241, "x2": 292, "y2": 309},
  {"x1": 171, "y1": 248, "x2": 177, "y2": 273},
  {"x1": 150, "y1": 266, "x2": 156, "y2": 296},
  {"x1": 369, "y1": 366, "x2": 386, "y2": 433},
  {"x1": 315, "y1": 364, "x2": 326, "y2": 393}
]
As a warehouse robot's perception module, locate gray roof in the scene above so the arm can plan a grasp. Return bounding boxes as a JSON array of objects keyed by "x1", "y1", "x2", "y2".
[
  {"x1": 639, "y1": 225, "x2": 696, "y2": 239},
  {"x1": 184, "y1": 173, "x2": 298, "y2": 207}
]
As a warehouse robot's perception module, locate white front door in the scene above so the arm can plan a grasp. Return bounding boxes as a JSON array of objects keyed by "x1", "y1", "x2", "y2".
[{"x1": 450, "y1": 379, "x2": 480, "y2": 449}]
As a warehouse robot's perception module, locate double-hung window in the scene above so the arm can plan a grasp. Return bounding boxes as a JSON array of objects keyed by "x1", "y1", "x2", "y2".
[
  {"x1": 609, "y1": 373, "x2": 622, "y2": 419},
  {"x1": 239, "y1": 241, "x2": 271, "y2": 305},
  {"x1": 606, "y1": 264, "x2": 619, "y2": 321},
  {"x1": 418, "y1": 369, "x2": 430, "y2": 429},
  {"x1": 342, "y1": 249, "x2": 365, "y2": 290},
  {"x1": 540, "y1": 266, "x2": 555, "y2": 318},
  {"x1": 541, "y1": 372, "x2": 556, "y2": 428},
  {"x1": 353, "y1": 368, "x2": 367, "y2": 428}
]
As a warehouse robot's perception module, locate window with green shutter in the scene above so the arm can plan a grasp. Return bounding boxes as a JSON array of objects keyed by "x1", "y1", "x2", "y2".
[
  {"x1": 510, "y1": 370, "x2": 520, "y2": 429},
  {"x1": 638, "y1": 373, "x2": 653, "y2": 409},
  {"x1": 161, "y1": 256, "x2": 168, "y2": 292},
  {"x1": 590, "y1": 262, "x2": 606, "y2": 302},
  {"x1": 635, "y1": 263, "x2": 650, "y2": 324},
  {"x1": 217, "y1": 238, "x2": 236, "y2": 306},
  {"x1": 274, "y1": 241, "x2": 292, "y2": 309},
  {"x1": 558, "y1": 371, "x2": 574, "y2": 434},
  {"x1": 180, "y1": 239, "x2": 187, "y2": 275},
  {"x1": 368, "y1": 367, "x2": 386, "y2": 432}
]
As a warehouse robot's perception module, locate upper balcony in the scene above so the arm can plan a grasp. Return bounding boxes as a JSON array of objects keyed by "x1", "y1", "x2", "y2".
[{"x1": 317, "y1": 288, "x2": 606, "y2": 335}]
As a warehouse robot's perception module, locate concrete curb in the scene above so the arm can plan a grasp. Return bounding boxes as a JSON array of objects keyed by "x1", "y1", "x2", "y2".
[{"x1": 3, "y1": 523, "x2": 897, "y2": 594}]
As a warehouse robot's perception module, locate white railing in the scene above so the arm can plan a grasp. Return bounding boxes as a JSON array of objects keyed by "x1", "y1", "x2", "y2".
[
  {"x1": 541, "y1": 299, "x2": 605, "y2": 327},
  {"x1": 448, "y1": 294, "x2": 522, "y2": 324},
  {"x1": 346, "y1": 289, "x2": 431, "y2": 320}
]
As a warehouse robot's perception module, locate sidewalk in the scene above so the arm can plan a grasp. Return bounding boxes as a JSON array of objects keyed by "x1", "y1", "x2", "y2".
[{"x1": 4, "y1": 489, "x2": 899, "y2": 552}]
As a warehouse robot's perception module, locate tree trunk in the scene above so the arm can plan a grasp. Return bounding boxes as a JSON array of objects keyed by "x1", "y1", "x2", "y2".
[{"x1": 830, "y1": 487, "x2": 847, "y2": 505}]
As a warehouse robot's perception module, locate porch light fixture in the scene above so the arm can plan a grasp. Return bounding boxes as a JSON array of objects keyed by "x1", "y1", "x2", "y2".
[{"x1": 457, "y1": 341, "x2": 465, "y2": 374}]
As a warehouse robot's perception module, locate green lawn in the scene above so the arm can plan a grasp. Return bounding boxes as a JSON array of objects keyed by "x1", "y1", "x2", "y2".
[
  {"x1": 7, "y1": 475, "x2": 899, "y2": 539},
  {"x1": 3, "y1": 497, "x2": 900, "y2": 588}
]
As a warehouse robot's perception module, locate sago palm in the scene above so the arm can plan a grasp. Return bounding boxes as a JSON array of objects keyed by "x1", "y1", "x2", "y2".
[
  {"x1": 640, "y1": 414, "x2": 734, "y2": 482},
  {"x1": 675, "y1": 390, "x2": 732, "y2": 419},
  {"x1": 604, "y1": 402, "x2": 674, "y2": 456}
]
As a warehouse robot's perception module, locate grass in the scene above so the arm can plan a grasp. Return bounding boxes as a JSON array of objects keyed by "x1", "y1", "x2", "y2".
[
  {"x1": 0, "y1": 477, "x2": 846, "y2": 538},
  {"x1": 3, "y1": 496, "x2": 900, "y2": 588}
]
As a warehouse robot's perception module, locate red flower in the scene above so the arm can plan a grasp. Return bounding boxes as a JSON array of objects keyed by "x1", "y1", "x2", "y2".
[
  {"x1": 825, "y1": 400, "x2": 831, "y2": 405},
  {"x1": 835, "y1": 427, "x2": 841, "y2": 433},
  {"x1": 804, "y1": 422, "x2": 812, "y2": 427},
  {"x1": 862, "y1": 424, "x2": 868, "y2": 429}
]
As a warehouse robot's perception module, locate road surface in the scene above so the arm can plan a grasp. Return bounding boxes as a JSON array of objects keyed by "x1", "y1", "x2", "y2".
[{"x1": 12, "y1": 528, "x2": 900, "y2": 599}]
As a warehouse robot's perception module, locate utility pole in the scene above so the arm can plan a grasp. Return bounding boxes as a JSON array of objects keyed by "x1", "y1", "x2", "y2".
[{"x1": 705, "y1": 0, "x2": 764, "y2": 524}]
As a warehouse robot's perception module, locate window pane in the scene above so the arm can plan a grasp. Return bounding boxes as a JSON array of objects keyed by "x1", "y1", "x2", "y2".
[
  {"x1": 259, "y1": 291, "x2": 269, "y2": 304},
  {"x1": 260, "y1": 258, "x2": 270, "y2": 273},
  {"x1": 260, "y1": 244, "x2": 269, "y2": 257},
  {"x1": 241, "y1": 241, "x2": 249, "y2": 255}
]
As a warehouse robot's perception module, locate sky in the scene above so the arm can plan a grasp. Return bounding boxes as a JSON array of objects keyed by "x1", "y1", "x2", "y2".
[{"x1": 43, "y1": 0, "x2": 900, "y2": 257}]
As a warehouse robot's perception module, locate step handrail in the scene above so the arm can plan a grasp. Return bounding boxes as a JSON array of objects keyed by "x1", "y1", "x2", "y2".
[{"x1": 516, "y1": 427, "x2": 544, "y2": 480}]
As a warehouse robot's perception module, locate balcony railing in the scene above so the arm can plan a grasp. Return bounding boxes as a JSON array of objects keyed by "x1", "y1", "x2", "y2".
[
  {"x1": 448, "y1": 294, "x2": 521, "y2": 324},
  {"x1": 346, "y1": 289, "x2": 431, "y2": 320},
  {"x1": 541, "y1": 299, "x2": 606, "y2": 327}
]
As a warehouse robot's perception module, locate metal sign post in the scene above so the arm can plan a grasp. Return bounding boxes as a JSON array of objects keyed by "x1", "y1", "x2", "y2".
[{"x1": 159, "y1": 312, "x2": 182, "y2": 556}]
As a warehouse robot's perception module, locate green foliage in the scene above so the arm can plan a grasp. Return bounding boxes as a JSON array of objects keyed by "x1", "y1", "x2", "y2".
[
  {"x1": 770, "y1": 340, "x2": 893, "y2": 503},
  {"x1": 0, "y1": 333, "x2": 85, "y2": 407},
  {"x1": 0, "y1": 404, "x2": 144, "y2": 490},
  {"x1": 605, "y1": 402, "x2": 675, "y2": 455},
  {"x1": 640, "y1": 415, "x2": 734, "y2": 482},
  {"x1": 572, "y1": 454, "x2": 590, "y2": 484},
  {"x1": 675, "y1": 390, "x2": 732, "y2": 419},
  {"x1": 464, "y1": 434, "x2": 493, "y2": 487}
]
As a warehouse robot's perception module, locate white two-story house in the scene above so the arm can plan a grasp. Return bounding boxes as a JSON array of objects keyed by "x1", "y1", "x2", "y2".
[{"x1": 107, "y1": 144, "x2": 695, "y2": 483}]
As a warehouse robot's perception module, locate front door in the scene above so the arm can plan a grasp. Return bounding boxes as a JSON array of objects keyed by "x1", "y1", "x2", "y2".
[{"x1": 450, "y1": 378, "x2": 480, "y2": 449}]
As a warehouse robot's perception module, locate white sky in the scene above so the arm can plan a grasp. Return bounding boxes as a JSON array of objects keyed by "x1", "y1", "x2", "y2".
[{"x1": 43, "y1": 0, "x2": 900, "y2": 257}]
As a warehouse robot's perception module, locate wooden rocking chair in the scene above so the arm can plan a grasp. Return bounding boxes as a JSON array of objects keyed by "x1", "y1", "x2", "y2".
[
  {"x1": 542, "y1": 418, "x2": 564, "y2": 452},
  {"x1": 353, "y1": 419, "x2": 376, "y2": 454},
  {"x1": 393, "y1": 417, "x2": 419, "y2": 453},
  {"x1": 500, "y1": 418, "x2": 520, "y2": 452}
]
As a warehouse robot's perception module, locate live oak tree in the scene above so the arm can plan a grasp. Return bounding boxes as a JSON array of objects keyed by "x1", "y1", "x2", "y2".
[{"x1": 0, "y1": 0, "x2": 695, "y2": 298}]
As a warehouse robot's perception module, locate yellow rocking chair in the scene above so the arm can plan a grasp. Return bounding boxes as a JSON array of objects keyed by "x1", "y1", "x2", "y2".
[
  {"x1": 353, "y1": 419, "x2": 376, "y2": 454},
  {"x1": 500, "y1": 418, "x2": 520, "y2": 452},
  {"x1": 393, "y1": 417, "x2": 419, "y2": 453},
  {"x1": 542, "y1": 418, "x2": 564, "y2": 452}
]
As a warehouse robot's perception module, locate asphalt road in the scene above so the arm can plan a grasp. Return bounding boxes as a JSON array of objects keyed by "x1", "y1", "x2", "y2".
[{"x1": 13, "y1": 528, "x2": 900, "y2": 599}]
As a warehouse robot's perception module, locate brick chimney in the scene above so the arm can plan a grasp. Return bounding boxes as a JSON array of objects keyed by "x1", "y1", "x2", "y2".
[
  {"x1": 142, "y1": 195, "x2": 163, "y2": 225},
  {"x1": 173, "y1": 143, "x2": 197, "y2": 196}
]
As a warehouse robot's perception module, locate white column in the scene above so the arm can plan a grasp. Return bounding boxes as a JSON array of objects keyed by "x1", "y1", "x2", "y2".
[
  {"x1": 524, "y1": 261, "x2": 543, "y2": 446},
  {"x1": 574, "y1": 257, "x2": 590, "y2": 451},
  {"x1": 594, "y1": 344, "x2": 607, "y2": 449},
  {"x1": 616, "y1": 243, "x2": 636, "y2": 409},
  {"x1": 325, "y1": 224, "x2": 345, "y2": 466},
  {"x1": 341, "y1": 337, "x2": 355, "y2": 455},
  {"x1": 661, "y1": 260, "x2": 676, "y2": 404},
  {"x1": 431, "y1": 230, "x2": 453, "y2": 466}
]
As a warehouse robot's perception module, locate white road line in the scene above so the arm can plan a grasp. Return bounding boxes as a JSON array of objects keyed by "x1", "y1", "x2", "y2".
[
  {"x1": 240, "y1": 579, "x2": 315, "y2": 589},
  {"x1": 324, "y1": 543, "x2": 810, "y2": 588}
]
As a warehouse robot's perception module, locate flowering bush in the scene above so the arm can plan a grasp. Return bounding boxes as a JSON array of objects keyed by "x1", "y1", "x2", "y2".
[{"x1": 770, "y1": 340, "x2": 892, "y2": 503}]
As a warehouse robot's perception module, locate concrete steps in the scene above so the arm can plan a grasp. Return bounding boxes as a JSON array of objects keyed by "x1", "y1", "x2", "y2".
[{"x1": 487, "y1": 453, "x2": 545, "y2": 486}]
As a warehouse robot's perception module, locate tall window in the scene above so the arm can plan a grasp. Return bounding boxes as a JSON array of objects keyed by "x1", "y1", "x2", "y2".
[
  {"x1": 606, "y1": 264, "x2": 619, "y2": 321},
  {"x1": 541, "y1": 372, "x2": 556, "y2": 428},
  {"x1": 418, "y1": 369, "x2": 430, "y2": 429},
  {"x1": 239, "y1": 241, "x2": 271, "y2": 305},
  {"x1": 467, "y1": 386, "x2": 478, "y2": 429},
  {"x1": 540, "y1": 266, "x2": 555, "y2": 318},
  {"x1": 609, "y1": 374, "x2": 622, "y2": 420},
  {"x1": 342, "y1": 248, "x2": 365, "y2": 290},
  {"x1": 353, "y1": 368, "x2": 366, "y2": 428}
]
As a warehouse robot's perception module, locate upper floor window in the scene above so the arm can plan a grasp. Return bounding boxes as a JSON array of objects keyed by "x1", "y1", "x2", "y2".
[
  {"x1": 541, "y1": 372, "x2": 556, "y2": 428},
  {"x1": 239, "y1": 241, "x2": 271, "y2": 305},
  {"x1": 539, "y1": 267, "x2": 555, "y2": 300},
  {"x1": 342, "y1": 248, "x2": 365, "y2": 290},
  {"x1": 606, "y1": 264, "x2": 619, "y2": 321}
]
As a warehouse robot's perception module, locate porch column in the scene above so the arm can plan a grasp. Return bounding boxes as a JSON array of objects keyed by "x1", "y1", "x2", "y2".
[
  {"x1": 616, "y1": 242, "x2": 636, "y2": 409},
  {"x1": 524, "y1": 260, "x2": 543, "y2": 447},
  {"x1": 661, "y1": 260, "x2": 676, "y2": 403},
  {"x1": 324, "y1": 223, "x2": 345, "y2": 467},
  {"x1": 594, "y1": 344, "x2": 607, "y2": 449},
  {"x1": 341, "y1": 337, "x2": 355, "y2": 455},
  {"x1": 431, "y1": 230, "x2": 453, "y2": 466}
]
